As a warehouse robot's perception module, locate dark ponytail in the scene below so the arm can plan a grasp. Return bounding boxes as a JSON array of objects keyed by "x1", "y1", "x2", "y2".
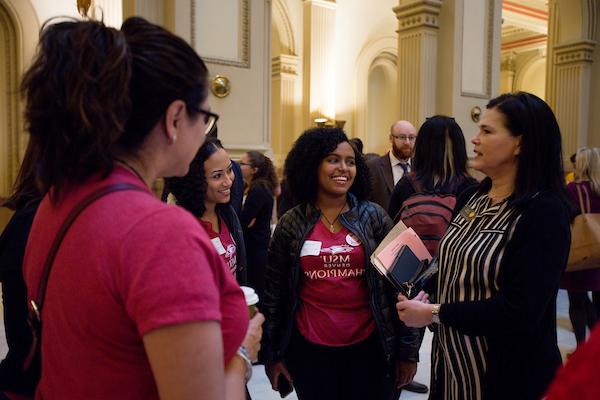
[
  {"x1": 20, "y1": 17, "x2": 209, "y2": 201},
  {"x1": 120, "y1": 17, "x2": 208, "y2": 150},
  {"x1": 20, "y1": 19, "x2": 130, "y2": 199}
]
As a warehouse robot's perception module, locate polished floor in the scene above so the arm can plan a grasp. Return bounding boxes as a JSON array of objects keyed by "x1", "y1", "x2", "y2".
[
  {"x1": 0, "y1": 290, "x2": 577, "y2": 399},
  {"x1": 247, "y1": 289, "x2": 578, "y2": 400}
]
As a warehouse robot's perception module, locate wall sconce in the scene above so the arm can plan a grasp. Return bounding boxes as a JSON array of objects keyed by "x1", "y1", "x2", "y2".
[
  {"x1": 470, "y1": 106, "x2": 482, "y2": 123},
  {"x1": 211, "y1": 75, "x2": 231, "y2": 98},
  {"x1": 314, "y1": 117, "x2": 328, "y2": 127},
  {"x1": 313, "y1": 117, "x2": 346, "y2": 130}
]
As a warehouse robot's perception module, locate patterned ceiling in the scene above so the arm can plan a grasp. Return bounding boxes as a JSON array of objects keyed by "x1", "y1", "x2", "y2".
[{"x1": 501, "y1": 0, "x2": 548, "y2": 52}]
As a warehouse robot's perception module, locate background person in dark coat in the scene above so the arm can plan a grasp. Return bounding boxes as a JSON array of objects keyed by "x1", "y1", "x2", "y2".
[
  {"x1": 0, "y1": 141, "x2": 43, "y2": 398},
  {"x1": 239, "y1": 151, "x2": 278, "y2": 302}
]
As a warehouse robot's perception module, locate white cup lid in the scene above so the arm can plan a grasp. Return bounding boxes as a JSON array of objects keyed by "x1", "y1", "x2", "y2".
[{"x1": 240, "y1": 286, "x2": 259, "y2": 305}]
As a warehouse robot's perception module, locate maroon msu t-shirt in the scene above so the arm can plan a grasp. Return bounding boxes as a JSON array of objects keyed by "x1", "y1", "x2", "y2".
[
  {"x1": 295, "y1": 220, "x2": 374, "y2": 346},
  {"x1": 199, "y1": 216, "x2": 238, "y2": 276}
]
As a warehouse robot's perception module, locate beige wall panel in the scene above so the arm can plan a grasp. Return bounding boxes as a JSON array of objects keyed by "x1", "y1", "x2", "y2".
[
  {"x1": 177, "y1": 0, "x2": 272, "y2": 158},
  {"x1": 438, "y1": 0, "x2": 501, "y2": 155},
  {"x1": 461, "y1": 0, "x2": 488, "y2": 96},
  {"x1": 29, "y1": 0, "x2": 79, "y2": 23}
]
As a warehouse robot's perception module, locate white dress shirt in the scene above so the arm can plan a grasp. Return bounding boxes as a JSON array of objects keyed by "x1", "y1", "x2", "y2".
[{"x1": 389, "y1": 152, "x2": 411, "y2": 185}]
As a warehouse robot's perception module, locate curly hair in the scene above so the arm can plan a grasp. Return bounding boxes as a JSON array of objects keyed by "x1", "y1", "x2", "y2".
[
  {"x1": 284, "y1": 127, "x2": 371, "y2": 203},
  {"x1": 165, "y1": 136, "x2": 224, "y2": 217},
  {"x1": 245, "y1": 151, "x2": 278, "y2": 195}
]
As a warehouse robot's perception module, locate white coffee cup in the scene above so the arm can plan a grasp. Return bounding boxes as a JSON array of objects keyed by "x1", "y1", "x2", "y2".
[{"x1": 240, "y1": 286, "x2": 259, "y2": 317}]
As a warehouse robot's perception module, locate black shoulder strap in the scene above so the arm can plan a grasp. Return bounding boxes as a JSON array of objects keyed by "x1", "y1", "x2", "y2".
[{"x1": 32, "y1": 183, "x2": 148, "y2": 312}]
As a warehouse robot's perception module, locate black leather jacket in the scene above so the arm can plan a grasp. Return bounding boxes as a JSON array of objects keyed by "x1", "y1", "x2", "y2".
[{"x1": 262, "y1": 194, "x2": 421, "y2": 364}]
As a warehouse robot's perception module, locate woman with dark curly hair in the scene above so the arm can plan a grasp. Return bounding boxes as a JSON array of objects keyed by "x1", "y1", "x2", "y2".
[
  {"x1": 239, "y1": 151, "x2": 278, "y2": 301},
  {"x1": 262, "y1": 127, "x2": 422, "y2": 400},
  {"x1": 165, "y1": 137, "x2": 247, "y2": 284}
]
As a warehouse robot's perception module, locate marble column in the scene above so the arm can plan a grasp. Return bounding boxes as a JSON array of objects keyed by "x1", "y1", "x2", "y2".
[
  {"x1": 393, "y1": 0, "x2": 442, "y2": 126},
  {"x1": 272, "y1": 54, "x2": 299, "y2": 167},
  {"x1": 303, "y1": 0, "x2": 336, "y2": 127},
  {"x1": 553, "y1": 40, "x2": 596, "y2": 156},
  {"x1": 500, "y1": 53, "x2": 516, "y2": 93}
]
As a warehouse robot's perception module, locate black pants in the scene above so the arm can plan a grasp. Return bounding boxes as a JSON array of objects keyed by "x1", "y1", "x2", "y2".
[
  {"x1": 568, "y1": 290, "x2": 600, "y2": 345},
  {"x1": 284, "y1": 328, "x2": 401, "y2": 400}
]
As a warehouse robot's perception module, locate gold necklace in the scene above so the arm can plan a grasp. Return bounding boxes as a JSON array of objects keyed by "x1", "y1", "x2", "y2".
[{"x1": 318, "y1": 203, "x2": 346, "y2": 232}]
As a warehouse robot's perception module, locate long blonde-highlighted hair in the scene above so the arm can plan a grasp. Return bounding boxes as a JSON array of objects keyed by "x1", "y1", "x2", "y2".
[{"x1": 576, "y1": 147, "x2": 600, "y2": 196}]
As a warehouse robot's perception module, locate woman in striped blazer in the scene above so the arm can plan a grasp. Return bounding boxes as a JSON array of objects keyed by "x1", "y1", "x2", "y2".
[{"x1": 396, "y1": 92, "x2": 571, "y2": 400}]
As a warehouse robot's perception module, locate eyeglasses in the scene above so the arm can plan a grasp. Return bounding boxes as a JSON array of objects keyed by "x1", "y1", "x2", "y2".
[
  {"x1": 198, "y1": 108, "x2": 220, "y2": 135},
  {"x1": 391, "y1": 134, "x2": 416, "y2": 142}
]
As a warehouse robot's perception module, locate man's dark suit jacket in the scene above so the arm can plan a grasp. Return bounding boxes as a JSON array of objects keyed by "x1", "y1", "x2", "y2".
[{"x1": 366, "y1": 152, "x2": 394, "y2": 212}]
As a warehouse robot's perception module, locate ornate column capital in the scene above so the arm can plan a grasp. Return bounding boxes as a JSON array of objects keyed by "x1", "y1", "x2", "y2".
[
  {"x1": 303, "y1": 0, "x2": 336, "y2": 9},
  {"x1": 393, "y1": 0, "x2": 442, "y2": 32},
  {"x1": 554, "y1": 40, "x2": 596, "y2": 65},
  {"x1": 501, "y1": 52, "x2": 516, "y2": 72},
  {"x1": 272, "y1": 54, "x2": 299, "y2": 76}
]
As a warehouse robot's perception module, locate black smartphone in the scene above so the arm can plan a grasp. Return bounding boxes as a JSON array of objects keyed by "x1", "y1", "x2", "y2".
[{"x1": 277, "y1": 374, "x2": 293, "y2": 398}]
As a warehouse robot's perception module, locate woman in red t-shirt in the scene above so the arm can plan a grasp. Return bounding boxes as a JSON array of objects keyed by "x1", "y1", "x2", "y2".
[
  {"x1": 19, "y1": 17, "x2": 262, "y2": 400},
  {"x1": 166, "y1": 137, "x2": 248, "y2": 285},
  {"x1": 263, "y1": 128, "x2": 421, "y2": 400}
]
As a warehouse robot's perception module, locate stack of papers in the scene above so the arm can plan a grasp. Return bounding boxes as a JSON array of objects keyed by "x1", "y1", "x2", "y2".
[{"x1": 370, "y1": 220, "x2": 432, "y2": 276}]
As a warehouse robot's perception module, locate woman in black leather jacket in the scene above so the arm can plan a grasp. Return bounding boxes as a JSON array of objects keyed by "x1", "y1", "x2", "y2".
[
  {"x1": 166, "y1": 137, "x2": 247, "y2": 284},
  {"x1": 263, "y1": 128, "x2": 421, "y2": 400}
]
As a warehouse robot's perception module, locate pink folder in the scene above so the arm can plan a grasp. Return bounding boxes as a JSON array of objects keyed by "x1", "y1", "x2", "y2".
[{"x1": 376, "y1": 227, "x2": 432, "y2": 271}]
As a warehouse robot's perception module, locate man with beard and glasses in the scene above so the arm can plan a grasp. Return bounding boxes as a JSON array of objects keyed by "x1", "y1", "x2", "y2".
[{"x1": 367, "y1": 120, "x2": 417, "y2": 212}]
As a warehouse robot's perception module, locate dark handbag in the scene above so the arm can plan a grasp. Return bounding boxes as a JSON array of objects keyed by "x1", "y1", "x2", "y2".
[
  {"x1": 24, "y1": 183, "x2": 147, "y2": 370},
  {"x1": 386, "y1": 245, "x2": 438, "y2": 299}
]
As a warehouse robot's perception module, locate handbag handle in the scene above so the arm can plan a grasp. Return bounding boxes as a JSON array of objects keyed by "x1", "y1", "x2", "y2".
[
  {"x1": 24, "y1": 182, "x2": 147, "y2": 369},
  {"x1": 575, "y1": 183, "x2": 592, "y2": 214}
]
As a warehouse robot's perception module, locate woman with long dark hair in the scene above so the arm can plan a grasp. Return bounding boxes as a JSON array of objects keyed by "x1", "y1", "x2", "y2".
[
  {"x1": 263, "y1": 127, "x2": 421, "y2": 400},
  {"x1": 20, "y1": 17, "x2": 261, "y2": 399},
  {"x1": 239, "y1": 151, "x2": 278, "y2": 300},
  {"x1": 397, "y1": 92, "x2": 571, "y2": 400},
  {"x1": 166, "y1": 137, "x2": 247, "y2": 284}
]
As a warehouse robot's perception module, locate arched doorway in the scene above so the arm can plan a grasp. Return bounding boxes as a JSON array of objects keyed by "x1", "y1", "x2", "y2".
[
  {"x1": 0, "y1": 1, "x2": 20, "y2": 199},
  {"x1": 354, "y1": 36, "x2": 397, "y2": 154},
  {"x1": 367, "y1": 54, "x2": 398, "y2": 155},
  {"x1": 0, "y1": 0, "x2": 39, "y2": 228},
  {"x1": 499, "y1": 1, "x2": 548, "y2": 100}
]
